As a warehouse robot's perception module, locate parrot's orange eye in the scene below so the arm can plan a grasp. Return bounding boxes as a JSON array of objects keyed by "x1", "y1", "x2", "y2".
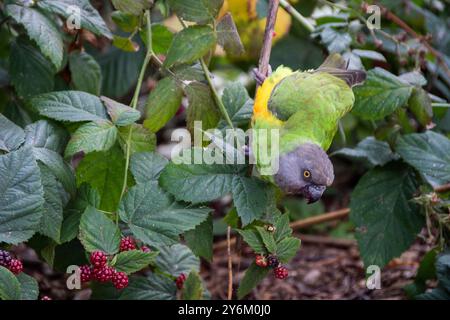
[{"x1": 303, "y1": 170, "x2": 311, "y2": 179}]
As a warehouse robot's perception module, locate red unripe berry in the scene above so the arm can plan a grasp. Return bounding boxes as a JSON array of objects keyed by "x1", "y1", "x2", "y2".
[
  {"x1": 9, "y1": 259, "x2": 23, "y2": 274},
  {"x1": 255, "y1": 255, "x2": 268, "y2": 268},
  {"x1": 274, "y1": 266, "x2": 288, "y2": 279},
  {"x1": 141, "y1": 246, "x2": 151, "y2": 253},
  {"x1": 90, "y1": 251, "x2": 107, "y2": 268},
  {"x1": 93, "y1": 266, "x2": 114, "y2": 282},
  {"x1": 119, "y1": 237, "x2": 136, "y2": 252},
  {"x1": 79, "y1": 265, "x2": 92, "y2": 283},
  {"x1": 41, "y1": 296, "x2": 52, "y2": 300},
  {"x1": 175, "y1": 273, "x2": 186, "y2": 289},
  {"x1": 112, "y1": 271, "x2": 129, "y2": 290}
]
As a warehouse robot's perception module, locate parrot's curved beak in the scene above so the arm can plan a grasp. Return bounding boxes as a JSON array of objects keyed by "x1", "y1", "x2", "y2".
[{"x1": 302, "y1": 184, "x2": 326, "y2": 204}]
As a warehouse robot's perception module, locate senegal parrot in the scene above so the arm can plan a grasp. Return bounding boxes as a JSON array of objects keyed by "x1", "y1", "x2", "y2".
[{"x1": 251, "y1": 54, "x2": 366, "y2": 203}]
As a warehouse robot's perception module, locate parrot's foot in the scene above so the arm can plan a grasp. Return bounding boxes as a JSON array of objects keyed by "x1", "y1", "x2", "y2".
[{"x1": 252, "y1": 65, "x2": 272, "y2": 85}]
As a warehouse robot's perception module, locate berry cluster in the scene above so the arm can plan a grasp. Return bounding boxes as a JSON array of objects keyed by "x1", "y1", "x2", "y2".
[
  {"x1": 175, "y1": 273, "x2": 186, "y2": 289},
  {"x1": 0, "y1": 249, "x2": 23, "y2": 275},
  {"x1": 79, "y1": 250, "x2": 129, "y2": 290},
  {"x1": 255, "y1": 254, "x2": 289, "y2": 280}
]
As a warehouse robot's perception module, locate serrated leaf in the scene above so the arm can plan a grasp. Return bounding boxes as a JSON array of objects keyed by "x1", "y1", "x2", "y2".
[
  {"x1": 143, "y1": 76, "x2": 183, "y2": 133},
  {"x1": 112, "y1": 11, "x2": 139, "y2": 32},
  {"x1": 69, "y1": 51, "x2": 102, "y2": 95},
  {"x1": 352, "y1": 49, "x2": 386, "y2": 62},
  {"x1": 112, "y1": 250, "x2": 158, "y2": 274},
  {"x1": 37, "y1": 0, "x2": 112, "y2": 39},
  {"x1": 255, "y1": 226, "x2": 277, "y2": 253},
  {"x1": 185, "y1": 214, "x2": 213, "y2": 261},
  {"x1": 407, "y1": 87, "x2": 433, "y2": 127},
  {"x1": 155, "y1": 244, "x2": 200, "y2": 276},
  {"x1": 232, "y1": 176, "x2": 269, "y2": 226},
  {"x1": 396, "y1": 131, "x2": 450, "y2": 187},
  {"x1": 274, "y1": 213, "x2": 291, "y2": 243},
  {"x1": 350, "y1": 162, "x2": 424, "y2": 268},
  {"x1": 237, "y1": 262, "x2": 270, "y2": 299},
  {"x1": 65, "y1": 120, "x2": 118, "y2": 158},
  {"x1": 24, "y1": 120, "x2": 68, "y2": 154},
  {"x1": 163, "y1": 25, "x2": 217, "y2": 68},
  {"x1": 237, "y1": 229, "x2": 266, "y2": 254},
  {"x1": 101, "y1": 96, "x2": 141, "y2": 126},
  {"x1": 111, "y1": 0, "x2": 150, "y2": 16},
  {"x1": 140, "y1": 24, "x2": 174, "y2": 55},
  {"x1": 219, "y1": 82, "x2": 253, "y2": 128},
  {"x1": 31, "y1": 91, "x2": 108, "y2": 122},
  {"x1": 0, "y1": 147, "x2": 44, "y2": 244},
  {"x1": 333, "y1": 136, "x2": 398, "y2": 167},
  {"x1": 186, "y1": 82, "x2": 220, "y2": 134},
  {"x1": 76, "y1": 145, "x2": 126, "y2": 212},
  {"x1": 217, "y1": 13, "x2": 244, "y2": 56},
  {"x1": 79, "y1": 206, "x2": 121, "y2": 254},
  {"x1": 0, "y1": 113, "x2": 25, "y2": 152},
  {"x1": 130, "y1": 151, "x2": 168, "y2": 184},
  {"x1": 118, "y1": 274, "x2": 176, "y2": 300},
  {"x1": 276, "y1": 237, "x2": 301, "y2": 263},
  {"x1": 182, "y1": 271, "x2": 203, "y2": 300},
  {"x1": 9, "y1": 40, "x2": 55, "y2": 99},
  {"x1": 0, "y1": 266, "x2": 21, "y2": 300},
  {"x1": 319, "y1": 27, "x2": 351, "y2": 53},
  {"x1": 17, "y1": 273, "x2": 39, "y2": 300},
  {"x1": 119, "y1": 181, "x2": 210, "y2": 246},
  {"x1": 118, "y1": 124, "x2": 156, "y2": 154},
  {"x1": 353, "y1": 68, "x2": 413, "y2": 120},
  {"x1": 168, "y1": 0, "x2": 223, "y2": 23},
  {"x1": 113, "y1": 35, "x2": 140, "y2": 52},
  {"x1": 6, "y1": 4, "x2": 64, "y2": 69}
]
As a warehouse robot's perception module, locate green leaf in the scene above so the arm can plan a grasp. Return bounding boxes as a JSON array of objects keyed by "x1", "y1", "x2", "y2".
[
  {"x1": 185, "y1": 214, "x2": 213, "y2": 261},
  {"x1": 37, "y1": 0, "x2": 112, "y2": 39},
  {"x1": 237, "y1": 262, "x2": 270, "y2": 299},
  {"x1": 417, "y1": 251, "x2": 450, "y2": 300},
  {"x1": 24, "y1": 120, "x2": 69, "y2": 154},
  {"x1": 112, "y1": 11, "x2": 139, "y2": 32},
  {"x1": 79, "y1": 206, "x2": 121, "y2": 254},
  {"x1": 0, "y1": 114, "x2": 25, "y2": 152},
  {"x1": 76, "y1": 145, "x2": 126, "y2": 212},
  {"x1": 9, "y1": 40, "x2": 55, "y2": 99},
  {"x1": 167, "y1": 0, "x2": 223, "y2": 23},
  {"x1": 350, "y1": 162, "x2": 424, "y2": 268},
  {"x1": 38, "y1": 164, "x2": 65, "y2": 242},
  {"x1": 31, "y1": 91, "x2": 108, "y2": 122},
  {"x1": 130, "y1": 151, "x2": 168, "y2": 184},
  {"x1": 65, "y1": 121, "x2": 118, "y2": 158},
  {"x1": 101, "y1": 96, "x2": 141, "y2": 126},
  {"x1": 111, "y1": 0, "x2": 150, "y2": 16},
  {"x1": 318, "y1": 27, "x2": 351, "y2": 53},
  {"x1": 118, "y1": 124, "x2": 156, "y2": 154},
  {"x1": 219, "y1": 83, "x2": 253, "y2": 128},
  {"x1": 143, "y1": 77, "x2": 183, "y2": 133},
  {"x1": 119, "y1": 274, "x2": 176, "y2": 300},
  {"x1": 182, "y1": 271, "x2": 203, "y2": 300},
  {"x1": 276, "y1": 237, "x2": 301, "y2": 263},
  {"x1": 352, "y1": 49, "x2": 386, "y2": 62},
  {"x1": 17, "y1": 273, "x2": 39, "y2": 300},
  {"x1": 353, "y1": 68, "x2": 413, "y2": 120},
  {"x1": 112, "y1": 35, "x2": 140, "y2": 52},
  {"x1": 396, "y1": 131, "x2": 450, "y2": 187},
  {"x1": 112, "y1": 250, "x2": 158, "y2": 274},
  {"x1": 69, "y1": 51, "x2": 102, "y2": 95},
  {"x1": 0, "y1": 147, "x2": 44, "y2": 244},
  {"x1": 333, "y1": 136, "x2": 398, "y2": 167},
  {"x1": 0, "y1": 266, "x2": 21, "y2": 300},
  {"x1": 186, "y1": 82, "x2": 220, "y2": 133},
  {"x1": 119, "y1": 181, "x2": 211, "y2": 246},
  {"x1": 163, "y1": 25, "x2": 217, "y2": 68},
  {"x1": 407, "y1": 87, "x2": 433, "y2": 127},
  {"x1": 140, "y1": 24, "x2": 174, "y2": 55},
  {"x1": 216, "y1": 13, "x2": 244, "y2": 57},
  {"x1": 255, "y1": 226, "x2": 277, "y2": 253},
  {"x1": 6, "y1": 4, "x2": 64, "y2": 69},
  {"x1": 237, "y1": 229, "x2": 266, "y2": 254},
  {"x1": 274, "y1": 213, "x2": 292, "y2": 243},
  {"x1": 232, "y1": 176, "x2": 269, "y2": 226},
  {"x1": 155, "y1": 244, "x2": 200, "y2": 276}
]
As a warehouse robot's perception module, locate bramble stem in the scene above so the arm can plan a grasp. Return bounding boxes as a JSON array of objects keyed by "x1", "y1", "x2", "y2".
[{"x1": 279, "y1": 0, "x2": 314, "y2": 32}]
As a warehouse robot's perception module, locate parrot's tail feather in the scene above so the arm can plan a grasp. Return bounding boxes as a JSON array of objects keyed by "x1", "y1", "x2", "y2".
[{"x1": 316, "y1": 68, "x2": 366, "y2": 87}]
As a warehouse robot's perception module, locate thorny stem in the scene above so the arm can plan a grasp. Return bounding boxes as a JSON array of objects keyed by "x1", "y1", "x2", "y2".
[
  {"x1": 117, "y1": 10, "x2": 153, "y2": 225},
  {"x1": 279, "y1": 0, "x2": 314, "y2": 32}
]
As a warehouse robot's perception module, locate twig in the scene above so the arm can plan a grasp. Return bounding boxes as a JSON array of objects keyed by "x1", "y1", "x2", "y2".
[
  {"x1": 213, "y1": 208, "x2": 350, "y2": 250},
  {"x1": 226, "y1": 226, "x2": 233, "y2": 300},
  {"x1": 434, "y1": 183, "x2": 450, "y2": 193},
  {"x1": 279, "y1": 0, "x2": 314, "y2": 32},
  {"x1": 299, "y1": 234, "x2": 355, "y2": 248}
]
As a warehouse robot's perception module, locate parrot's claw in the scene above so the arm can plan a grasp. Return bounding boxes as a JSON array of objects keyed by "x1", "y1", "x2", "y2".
[{"x1": 252, "y1": 65, "x2": 272, "y2": 85}]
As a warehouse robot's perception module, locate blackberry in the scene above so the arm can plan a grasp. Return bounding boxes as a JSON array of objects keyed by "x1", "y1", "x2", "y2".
[
  {"x1": 90, "y1": 251, "x2": 107, "y2": 268},
  {"x1": 274, "y1": 266, "x2": 288, "y2": 279},
  {"x1": 79, "y1": 265, "x2": 92, "y2": 283},
  {"x1": 175, "y1": 273, "x2": 186, "y2": 289},
  {"x1": 9, "y1": 259, "x2": 23, "y2": 274},
  {"x1": 0, "y1": 250, "x2": 12, "y2": 268},
  {"x1": 93, "y1": 266, "x2": 114, "y2": 282},
  {"x1": 112, "y1": 271, "x2": 129, "y2": 290},
  {"x1": 119, "y1": 237, "x2": 136, "y2": 252},
  {"x1": 267, "y1": 255, "x2": 279, "y2": 268}
]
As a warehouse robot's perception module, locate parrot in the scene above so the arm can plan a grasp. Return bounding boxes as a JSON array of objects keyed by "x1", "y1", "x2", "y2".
[{"x1": 251, "y1": 54, "x2": 366, "y2": 203}]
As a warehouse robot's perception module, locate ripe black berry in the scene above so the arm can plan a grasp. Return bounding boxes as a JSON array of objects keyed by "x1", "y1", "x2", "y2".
[
  {"x1": 274, "y1": 266, "x2": 288, "y2": 279},
  {"x1": 9, "y1": 259, "x2": 23, "y2": 274},
  {"x1": 79, "y1": 265, "x2": 92, "y2": 283},
  {"x1": 0, "y1": 250, "x2": 12, "y2": 268},
  {"x1": 119, "y1": 237, "x2": 136, "y2": 252},
  {"x1": 112, "y1": 271, "x2": 129, "y2": 290},
  {"x1": 90, "y1": 251, "x2": 107, "y2": 268},
  {"x1": 93, "y1": 266, "x2": 114, "y2": 282},
  {"x1": 175, "y1": 273, "x2": 186, "y2": 289},
  {"x1": 267, "y1": 255, "x2": 279, "y2": 268}
]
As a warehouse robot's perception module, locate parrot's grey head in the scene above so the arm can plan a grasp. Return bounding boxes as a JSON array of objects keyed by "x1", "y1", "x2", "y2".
[{"x1": 274, "y1": 143, "x2": 334, "y2": 203}]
